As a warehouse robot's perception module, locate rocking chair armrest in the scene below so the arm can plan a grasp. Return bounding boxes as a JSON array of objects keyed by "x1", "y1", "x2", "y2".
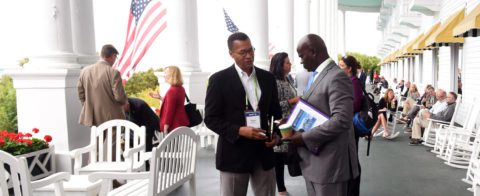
[
  {"x1": 428, "y1": 118, "x2": 450, "y2": 125},
  {"x1": 70, "y1": 144, "x2": 96, "y2": 159},
  {"x1": 70, "y1": 144, "x2": 95, "y2": 175},
  {"x1": 122, "y1": 144, "x2": 145, "y2": 158},
  {"x1": 31, "y1": 172, "x2": 70, "y2": 189},
  {"x1": 450, "y1": 129, "x2": 473, "y2": 136}
]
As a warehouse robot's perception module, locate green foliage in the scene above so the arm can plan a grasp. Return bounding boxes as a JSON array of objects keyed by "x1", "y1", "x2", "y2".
[
  {"x1": 0, "y1": 75, "x2": 17, "y2": 131},
  {"x1": 124, "y1": 69, "x2": 159, "y2": 97},
  {"x1": 18, "y1": 57, "x2": 29, "y2": 68},
  {"x1": 338, "y1": 52, "x2": 381, "y2": 73},
  {"x1": 136, "y1": 87, "x2": 161, "y2": 109}
]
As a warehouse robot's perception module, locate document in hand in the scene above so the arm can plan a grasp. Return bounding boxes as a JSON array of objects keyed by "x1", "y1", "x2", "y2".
[{"x1": 286, "y1": 99, "x2": 329, "y2": 132}]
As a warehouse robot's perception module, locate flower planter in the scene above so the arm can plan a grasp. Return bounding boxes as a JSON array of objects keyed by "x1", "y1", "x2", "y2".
[{"x1": 15, "y1": 145, "x2": 55, "y2": 181}]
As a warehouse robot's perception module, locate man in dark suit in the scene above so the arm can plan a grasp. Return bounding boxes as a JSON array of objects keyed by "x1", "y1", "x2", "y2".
[
  {"x1": 204, "y1": 32, "x2": 283, "y2": 196},
  {"x1": 286, "y1": 34, "x2": 359, "y2": 196},
  {"x1": 124, "y1": 97, "x2": 159, "y2": 152}
]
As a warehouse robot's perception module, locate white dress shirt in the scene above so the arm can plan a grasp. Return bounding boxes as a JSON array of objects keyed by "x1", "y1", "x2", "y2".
[{"x1": 234, "y1": 64, "x2": 262, "y2": 111}]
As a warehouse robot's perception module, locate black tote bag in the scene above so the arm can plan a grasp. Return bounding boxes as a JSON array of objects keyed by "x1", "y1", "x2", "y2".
[{"x1": 185, "y1": 95, "x2": 203, "y2": 127}]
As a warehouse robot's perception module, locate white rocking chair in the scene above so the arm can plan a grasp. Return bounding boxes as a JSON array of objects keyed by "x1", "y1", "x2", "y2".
[
  {"x1": 89, "y1": 126, "x2": 197, "y2": 196},
  {"x1": 0, "y1": 150, "x2": 70, "y2": 196},
  {"x1": 70, "y1": 119, "x2": 146, "y2": 175}
]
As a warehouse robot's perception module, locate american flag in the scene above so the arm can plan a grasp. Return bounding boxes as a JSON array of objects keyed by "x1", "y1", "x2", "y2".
[
  {"x1": 114, "y1": 0, "x2": 167, "y2": 79},
  {"x1": 223, "y1": 8, "x2": 276, "y2": 59}
]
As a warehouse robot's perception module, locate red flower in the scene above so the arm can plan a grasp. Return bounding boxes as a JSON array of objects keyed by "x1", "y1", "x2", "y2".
[
  {"x1": 25, "y1": 133, "x2": 32, "y2": 137},
  {"x1": 20, "y1": 139, "x2": 33, "y2": 145},
  {"x1": 32, "y1": 128, "x2": 39, "y2": 133},
  {"x1": 44, "y1": 135, "x2": 52, "y2": 143},
  {"x1": 0, "y1": 138, "x2": 4, "y2": 146}
]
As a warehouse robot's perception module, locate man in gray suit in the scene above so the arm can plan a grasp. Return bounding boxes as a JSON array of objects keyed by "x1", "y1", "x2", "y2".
[{"x1": 286, "y1": 34, "x2": 359, "y2": 196}]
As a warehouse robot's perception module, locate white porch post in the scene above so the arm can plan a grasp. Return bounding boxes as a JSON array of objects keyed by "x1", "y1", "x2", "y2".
[
  {"x1": 270, "y1": 0, "x2": 295, "y2": 59},
  {"x1": 314, "y1": 0, "x2": 338, "y2": 59},
  {"x1": 293, "y1": 0, "x2": 311, "y2": 70},
  {"x1": 157, "y1": 0, "x2": 208, "y2": 104},
  {"x1": 5, "y1": 0, "x2": 90, "y2": 173},
  {"x1": 227, "y1": 0, "x2": 269, "y2": 70},
  {"x1": 70, "y1": 0, "x2": 98, "y2": 66}
]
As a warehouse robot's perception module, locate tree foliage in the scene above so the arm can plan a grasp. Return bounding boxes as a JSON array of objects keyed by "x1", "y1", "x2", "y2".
[
  {"x1": 0, "y1": 75, "x2": 17, "y2": 132},
  {"x1": 124, "y1": 69, "x2": 159, "y2": 97},
  {"x1": 338, "y1": 52, "x2": 381, "y2": 73}
]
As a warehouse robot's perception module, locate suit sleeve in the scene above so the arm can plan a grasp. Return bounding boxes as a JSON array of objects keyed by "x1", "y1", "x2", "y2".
[
  {"x1": 204, "y1": 74, "x2": 241, "y2": 144},
  {"x1": 111, "y1": 70, "x2": 127, "y2": 105},
  {"x1": 302, "y1": 71, "x2": 354, "y2": 153},
  {"x1": 77, "y1": 73, "x2": 85, "y2": 104}
]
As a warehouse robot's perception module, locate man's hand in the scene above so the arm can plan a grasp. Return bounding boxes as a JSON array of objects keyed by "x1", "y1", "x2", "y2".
[
  {"x1": 284, "y1": 131, "x2": 305, "y2": 146},
  {"x1": 239, "y1": 126, "x2": 268, "y2": 140},
  {"x1": 265, "y1": 134, "x2": 279, "y2": 148}
]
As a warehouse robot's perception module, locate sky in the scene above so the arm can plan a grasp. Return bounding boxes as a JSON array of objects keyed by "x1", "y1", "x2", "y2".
[{"x1": 0, "y1": 1, "x2": 382, "y2": 71}]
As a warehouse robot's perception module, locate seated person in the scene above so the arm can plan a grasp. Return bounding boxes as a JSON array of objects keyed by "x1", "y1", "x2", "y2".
[
  {"x1": 409, "y1": 91, "x2": 455, "y2": 145},
  {"x1": 396, "y1": 79, "x2": 404, "y2": 94},
  {"x1": 401, "y1": 85, "x2": 436, "y2": 127},
  {"x1": 398, "y1": 83, "x2": 420, "y2": 121},
  {"x1": 371, "y1": 88, "x2": 398, "y2": 139},
  {"x1": 124, "y1": 97, "x2": 160, "y2": 152},
  {"x1": 401, "y1": 81, "x2": 411, "y2": 98}
]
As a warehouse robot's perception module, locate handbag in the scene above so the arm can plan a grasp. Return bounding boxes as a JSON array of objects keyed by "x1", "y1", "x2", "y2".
[
  {"x1": 284, "y1": 142, "x2": 302, "y2": 177},
  {"x1": 184, "y1": 95, "x2": 203, "y2": 127}
]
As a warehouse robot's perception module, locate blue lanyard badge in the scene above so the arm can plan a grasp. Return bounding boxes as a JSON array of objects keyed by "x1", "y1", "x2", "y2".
[{"x1": 245, "y1": 111, "x2": 261, "y2": 128}]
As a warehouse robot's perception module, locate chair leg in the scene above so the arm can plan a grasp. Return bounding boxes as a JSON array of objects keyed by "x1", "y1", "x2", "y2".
[{"x1": 189, "y1": 176, "x2": 196, "y2": 196}]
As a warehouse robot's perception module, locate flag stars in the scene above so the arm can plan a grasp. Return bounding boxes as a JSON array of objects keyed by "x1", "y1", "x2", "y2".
[{"x1": 131, "y1": 0, "x2": 151, "y2": 24}]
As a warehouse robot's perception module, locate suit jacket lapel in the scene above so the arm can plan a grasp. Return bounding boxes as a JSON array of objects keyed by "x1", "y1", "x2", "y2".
[
  {"x1": 304, "y1": 62, "x2": 336, "y2": 100},
  {"x1": 255, "y1": 67, "x2": 267, "y2": 108},
  {"x1": 228, "y1": 65, "x2": 248, "y2": 108}
]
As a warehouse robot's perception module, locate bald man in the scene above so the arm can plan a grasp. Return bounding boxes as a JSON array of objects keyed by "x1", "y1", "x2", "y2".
[{"x1": 285, "y1": 34, "x2": 359, "y2": 196}]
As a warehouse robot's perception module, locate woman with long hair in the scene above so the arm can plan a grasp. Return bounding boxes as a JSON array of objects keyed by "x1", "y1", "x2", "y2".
[
  {"x1": 150, "y1": 66, "x2": 189, "y2": 132},
  {"x1": 269, "y1": 52, "x2": 299, "y2": 196},
  {"x1": 339, "y1": 55, "x2": 363, "y2": 196},
  {"x1": 371, "y1": 88, "x2": 397, "y2": 139}
]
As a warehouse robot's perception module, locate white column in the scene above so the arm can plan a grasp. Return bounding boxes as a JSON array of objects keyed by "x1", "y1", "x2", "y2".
[
  {"x1": 309, "y1": 0, "x2": 319, "y2": 34},
  {"x1": 165, "y1": 0, "x2": 200, "y2": 72},
  {"x1": 70, "y1": 0, "x2": 98, "y2": 66},
  {"x1": 228, "y1": 0, "x2": 269, "y2": 70},
  {"x1": 25, "y1": 0, "x2": 79, "y2": 69},
  {"x1": 271, "y1": 0, "x2": 294, "y2": 65},
  {"x1": 340, "y1": 9, "x2": 346, "y2": 56},
  {"x1": 6, "y1": 0, "x2": 89, "y2": 173},
  {"x1": 316, "y1": 0, "x2": 338, "y2": 59},
  {"x1": 294, "y1": 0, "x2": 310, "y2": 70},
  {"x1": 157, "y1": 0, "x2": 208, "y2": 104}
]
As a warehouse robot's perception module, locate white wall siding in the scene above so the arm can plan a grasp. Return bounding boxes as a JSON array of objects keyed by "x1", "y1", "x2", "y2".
[
  {"x1": 414, "y1": 55, "x2": 421, "y2": 84},
  {"x1": 438, "y1": 46, "x2": 452, "y2": 91},
  {"x1": 462, "y1": 37, "x2": 480, "y2": 100},
  {"x1": 423, "y1": 50, "x2": 433, "y2": 85}
]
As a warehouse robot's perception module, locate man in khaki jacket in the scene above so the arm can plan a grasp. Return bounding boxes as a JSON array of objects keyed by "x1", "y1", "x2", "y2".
[{"x1": 77, "y1": 44, "x2": 127, "y2": 126}]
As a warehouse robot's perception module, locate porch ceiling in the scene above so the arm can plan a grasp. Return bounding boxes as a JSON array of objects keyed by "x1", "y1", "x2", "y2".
[{"x1": 339, "y1": 0, "x2": 382, "y2": 12}]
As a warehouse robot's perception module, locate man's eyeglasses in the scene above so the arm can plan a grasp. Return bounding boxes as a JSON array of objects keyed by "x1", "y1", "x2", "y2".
[{"x1": 234, "y1": 47, "x2": 255, "y2": 57}]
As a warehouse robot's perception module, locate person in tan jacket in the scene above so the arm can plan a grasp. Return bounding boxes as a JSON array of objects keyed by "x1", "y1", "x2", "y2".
[{"x1": 77, "y1": 44, "x2": 127, "y2": 126}]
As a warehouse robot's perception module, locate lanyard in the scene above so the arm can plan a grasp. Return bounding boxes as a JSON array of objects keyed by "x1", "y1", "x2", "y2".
[{"x1": 245, "y1": 75, "x2": 259, "y2": 111}]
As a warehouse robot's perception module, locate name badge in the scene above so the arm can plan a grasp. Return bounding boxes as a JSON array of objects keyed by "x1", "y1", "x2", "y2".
[{"x1": 245, "y1": 111, "x2": 261, "y2": 128}]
